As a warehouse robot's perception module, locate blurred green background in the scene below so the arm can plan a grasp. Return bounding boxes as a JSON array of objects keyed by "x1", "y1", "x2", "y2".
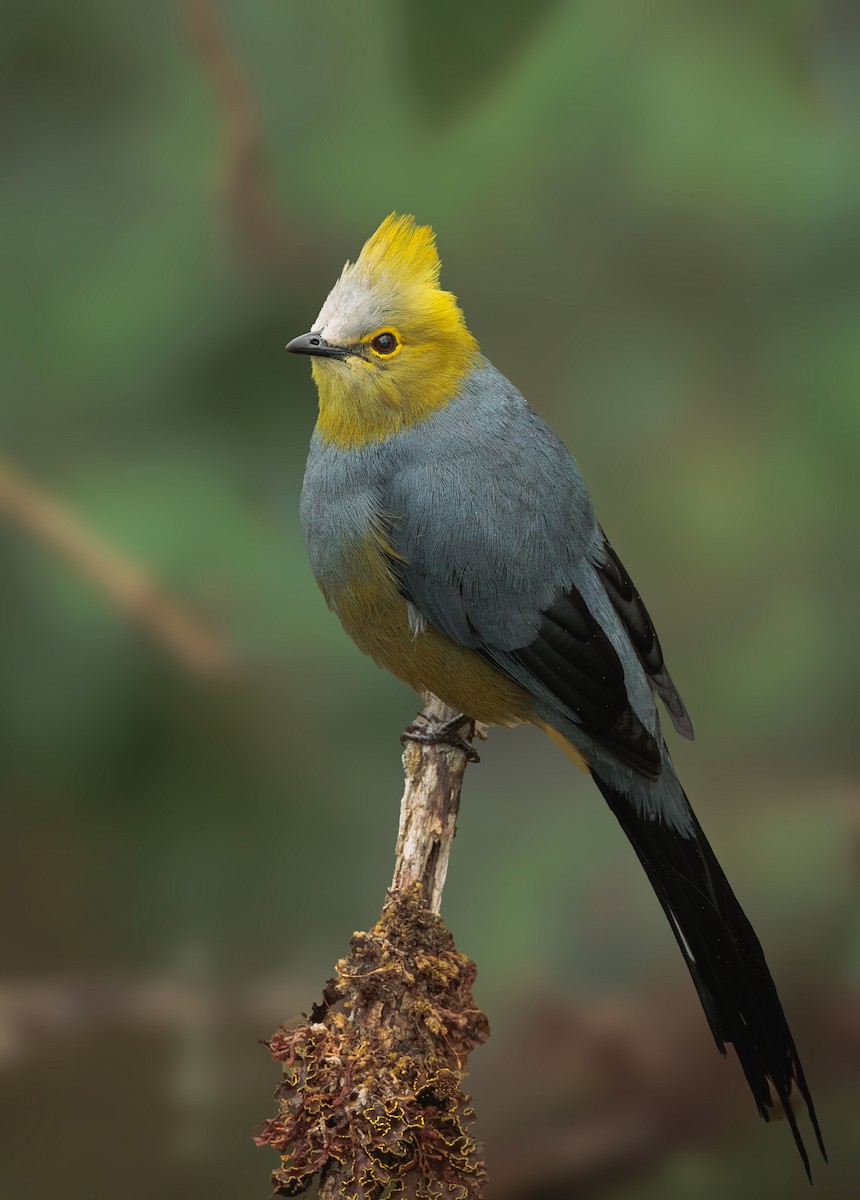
[{"x1": 2, "y1": 2, "x2": 858, "y2": 1197}]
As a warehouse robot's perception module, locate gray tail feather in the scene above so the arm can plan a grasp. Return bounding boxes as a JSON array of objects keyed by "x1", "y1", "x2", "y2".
[{"x1": 591, "y1": 770, "x2": 826, "y2": 1178}]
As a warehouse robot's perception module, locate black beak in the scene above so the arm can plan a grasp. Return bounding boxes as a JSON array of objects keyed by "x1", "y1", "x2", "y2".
[{"x1": 286, "y1": 331, "x2": 349, "y2": 360}]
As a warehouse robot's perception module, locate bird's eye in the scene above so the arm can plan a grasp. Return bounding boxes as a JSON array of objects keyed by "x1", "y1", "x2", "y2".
[{"x1": 370, "y1": 332, "x2": 398, "y2": 355}]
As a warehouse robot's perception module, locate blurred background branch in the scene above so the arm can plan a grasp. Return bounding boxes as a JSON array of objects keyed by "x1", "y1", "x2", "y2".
[
  {"x1": 182, "y1": 0, "x2": 291, "y2": 272},
  {"x1": 1, "y1": 973, "x2": 856, "y2": 1196},
  {"x1": 0, "y1": 459, "x2": 232, "y2": 675}
]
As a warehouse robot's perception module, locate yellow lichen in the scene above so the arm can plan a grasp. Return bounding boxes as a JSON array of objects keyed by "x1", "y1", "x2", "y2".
[{"x1": 255, "y1": 885, "x2": 489, "y2": 1197}]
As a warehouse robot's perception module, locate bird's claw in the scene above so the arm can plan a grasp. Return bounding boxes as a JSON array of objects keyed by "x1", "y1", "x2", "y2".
[{"x1": 400, "y1": 713, "x2": 481, "y2": 763}]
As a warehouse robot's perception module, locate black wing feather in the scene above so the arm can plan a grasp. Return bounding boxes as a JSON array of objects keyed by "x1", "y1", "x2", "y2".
[
  {"x1": 596, "y1": 534, "x2": 694, "y2": 739},
  {"x1": 506, "y1": 589, "x2": 662, "y2": 778}
]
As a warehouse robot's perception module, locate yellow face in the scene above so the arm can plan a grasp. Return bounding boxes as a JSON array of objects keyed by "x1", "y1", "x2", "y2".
[{"x1": 288, "y1": 215, "x2": 480, "y2": 448}]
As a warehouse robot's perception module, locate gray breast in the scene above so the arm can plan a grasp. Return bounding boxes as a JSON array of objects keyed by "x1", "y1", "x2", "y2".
[{"x1": 300, "y1": 433, "x2": 394, "y2": 589}]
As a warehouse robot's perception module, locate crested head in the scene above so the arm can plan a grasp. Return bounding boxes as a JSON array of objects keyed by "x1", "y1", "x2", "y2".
[
  {"x1": 289, "y1": 214, "x2": 480, "y2": 448},
  {"x1": 315, "y1": 214, "x2": 448, "y2": 345},
  {"x1": 360, "y1": 213, "x2": 441, "y2": 284}
]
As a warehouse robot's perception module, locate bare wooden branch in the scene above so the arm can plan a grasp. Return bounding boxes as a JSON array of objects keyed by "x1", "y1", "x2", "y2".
[
  {"x1": 257, "y1": 700, "x2": 489, "y2": 1198},
  {"x1": 392, "y1": 696, "x2": 476, "y2": 912},
  {"x1": 0, "y1": 459, "x2": 232, "y2": 676}
]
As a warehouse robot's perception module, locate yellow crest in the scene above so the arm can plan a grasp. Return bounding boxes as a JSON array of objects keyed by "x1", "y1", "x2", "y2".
[{"x1": 352, "y1": 213, "x2": 441, "y2": 290}]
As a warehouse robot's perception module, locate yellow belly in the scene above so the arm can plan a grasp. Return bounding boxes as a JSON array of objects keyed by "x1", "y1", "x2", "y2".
[
  {"x1": 320, "y1": 534, "x2": 590, "y2": 773},
  {"x1": 321, "y1": 537, "x2": 533, "y2": 727}
]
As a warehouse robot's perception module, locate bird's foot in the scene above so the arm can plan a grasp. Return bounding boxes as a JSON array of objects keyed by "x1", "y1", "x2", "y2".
[{"x1": 400, "y1": 712, "x2": 481, "y2": 763}]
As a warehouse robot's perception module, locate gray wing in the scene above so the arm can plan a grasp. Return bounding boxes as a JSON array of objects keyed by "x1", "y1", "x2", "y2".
[{"x1": 382, "y1": 366, "x2": 692, "y2": 776}]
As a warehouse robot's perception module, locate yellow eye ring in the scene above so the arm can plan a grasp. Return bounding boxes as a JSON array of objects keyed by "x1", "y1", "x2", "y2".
[{"x1": 367, "y1": 329, "x2": 402, "y2": 358}]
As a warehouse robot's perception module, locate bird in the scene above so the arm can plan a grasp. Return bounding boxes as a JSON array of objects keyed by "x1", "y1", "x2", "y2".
[{"x1": 287, "y1": 213, "x2": 825, "y2": 1174}]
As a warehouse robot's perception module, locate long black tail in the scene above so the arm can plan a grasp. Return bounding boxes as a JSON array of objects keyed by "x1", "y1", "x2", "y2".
[{"x1": 592, "y1": 771, "x2": 826, "y2": 1176}]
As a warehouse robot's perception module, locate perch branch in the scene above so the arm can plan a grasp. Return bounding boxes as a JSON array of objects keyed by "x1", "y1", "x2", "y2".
[
  {"x1": 257, "y1": 697, "x2": 489, "y2": 1198},
  {"x1": 392, "y1": 697, "x2": 479, "y2": 912},
  {"x1": 0, "y1": 459, "x2": 231, "y2": 676}
]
